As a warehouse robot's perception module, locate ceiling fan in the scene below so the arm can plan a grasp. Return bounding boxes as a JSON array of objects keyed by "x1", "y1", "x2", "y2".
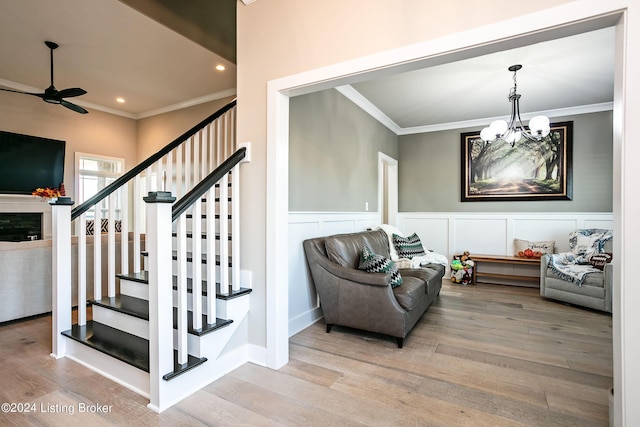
[{"x1": 0, "y1": 41, "x2": 88, "y2": 114}]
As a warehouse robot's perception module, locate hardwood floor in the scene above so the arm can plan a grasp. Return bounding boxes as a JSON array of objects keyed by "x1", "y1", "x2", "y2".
[{"x1": 0, "y1": 283, "x2": 612, "y2": 426}]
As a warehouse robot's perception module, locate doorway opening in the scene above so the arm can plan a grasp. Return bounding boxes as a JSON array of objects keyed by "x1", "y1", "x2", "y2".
[{"x1": 378, "y1": 152, "x2": 398, "y2": 226}]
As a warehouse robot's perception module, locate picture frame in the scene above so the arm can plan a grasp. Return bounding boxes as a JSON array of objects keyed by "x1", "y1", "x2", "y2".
[{"x1": 461, "y1": 121, "x2": 573, "y2": 202}]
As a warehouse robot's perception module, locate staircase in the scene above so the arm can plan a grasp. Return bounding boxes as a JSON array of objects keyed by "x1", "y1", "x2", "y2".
[{"x1": 49, "y1": 99, "x2": 252, "y2": 412}]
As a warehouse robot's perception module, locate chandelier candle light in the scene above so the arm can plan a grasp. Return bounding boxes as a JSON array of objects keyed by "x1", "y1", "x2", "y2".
[{"x1": 480, "y1": 64, "x2": 550, "y2": 146}]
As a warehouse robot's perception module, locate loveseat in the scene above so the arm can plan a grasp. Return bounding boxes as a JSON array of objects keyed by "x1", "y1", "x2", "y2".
[{"x1": 303, "y1": 229, "x2": 444, "y2": 348}]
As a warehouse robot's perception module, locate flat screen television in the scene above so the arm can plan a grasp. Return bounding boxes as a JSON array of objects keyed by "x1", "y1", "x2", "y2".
[{"x1": 0, "y1": 130, "x2": 65, "y2": 195}]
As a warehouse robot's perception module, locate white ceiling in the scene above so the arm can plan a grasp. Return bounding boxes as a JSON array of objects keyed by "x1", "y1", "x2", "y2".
[
  {"x1": 347, "y1": 26, "x2": 615, "y2": 134},
  {"x1": 0, "y1": 1, "x2": 615, "y2": 128},
  {"x1": 0, "y1": 0, "x2": 236, "y2": 118}
]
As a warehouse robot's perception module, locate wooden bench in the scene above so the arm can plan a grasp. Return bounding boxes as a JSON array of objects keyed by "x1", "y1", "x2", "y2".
[{"x1": 470, "y1": 254, "x2": 541, "y2": 286}]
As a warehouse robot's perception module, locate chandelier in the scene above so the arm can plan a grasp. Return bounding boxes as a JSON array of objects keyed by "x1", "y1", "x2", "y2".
[{"x1": 480, "y1": 64, "x2": 550, "y2": 146}]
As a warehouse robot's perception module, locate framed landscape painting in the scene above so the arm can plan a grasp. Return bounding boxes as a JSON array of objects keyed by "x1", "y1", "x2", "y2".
[{"x1": 460, "y1": 121, "x2": 573, "y2": 202}]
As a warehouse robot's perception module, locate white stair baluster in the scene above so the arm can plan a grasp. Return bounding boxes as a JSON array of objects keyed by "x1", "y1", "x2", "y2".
[
  {"x1": 93, "y1": 205, "x2": 101, "y2": 301},
  {"x1": 193, "y1": 132, "x2": 201, "y2": 186},
  {"x1": 219, "y1": 173, "x2": 229, "y2": 294},
  {"x1": 232, "y1": 164, "x2": 240, "y2": 291},
  {"x1": 108, "y1": 193, "x2": 116, "y2": 297},
  {"x1": 166, "y1": 151, "x2": 173, "y2": 194},
  {"x1": 133, "y1": 175, "x2": 142, "y2": 272},
  {"x1": 78, "y1": 213, "x2": 87, "y2": 326},
  {"x1": 120, "y1": 185, "x2": 129, "y2": 275},
  {"x1": 176, "y1": 214, "x2": 188, "y2": 365},
  {"x1": 185, "y1": 138, "x2": 191, "y2": 193},
  {"x1": 155, "y1": 158, "x2": 163, "y2": 193},
  {"x1": 206, "y1": 185, "x2": 217, "y2": 323},
  {"x1": 201, "y1": 128, "x2": 208, "y2": 176},
  {"x1": 176, "y1": 145, "x2": 183, "y2": 199},
  {"x1": 192, "y1": 200, "x2": 203, "y2": 331}
]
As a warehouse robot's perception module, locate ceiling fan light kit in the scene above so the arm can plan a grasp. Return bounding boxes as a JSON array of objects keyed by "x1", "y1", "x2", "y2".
[
  {"x1": 0, "y1": 41, "x2": 88, "y2": 114},
  {"x1": 480, "y1": 64, "x2": 550, "y2": 146}
]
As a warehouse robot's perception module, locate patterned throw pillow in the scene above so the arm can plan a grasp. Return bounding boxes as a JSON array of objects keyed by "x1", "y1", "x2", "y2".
[
  {"x1": 358, "y1": 244, "x2": 403, "y2": 288},
  {"x1": 392, "y1": 233, "x2": 426, "y2": 259}
]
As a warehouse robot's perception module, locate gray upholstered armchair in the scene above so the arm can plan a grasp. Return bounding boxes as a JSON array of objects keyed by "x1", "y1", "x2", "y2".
[{"x1": 540, "y1": 230, "x2": 613, "y2": 313}]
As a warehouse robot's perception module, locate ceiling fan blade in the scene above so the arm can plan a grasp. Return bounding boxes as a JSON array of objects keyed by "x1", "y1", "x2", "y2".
[
  {"x1": 0, "y1": 87, "x2": 45, "y2": 98},
  {"x1": 61, "y1": 99, "x2": 88, "y2": 114},
  {"x1": 57, "y1": 87, "x2": 87, "y2": 98}
]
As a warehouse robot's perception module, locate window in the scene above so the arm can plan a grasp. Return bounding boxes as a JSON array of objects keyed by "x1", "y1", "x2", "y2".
[{"x1": 76, "y1": 153, "x2": 124, "y2": 220}]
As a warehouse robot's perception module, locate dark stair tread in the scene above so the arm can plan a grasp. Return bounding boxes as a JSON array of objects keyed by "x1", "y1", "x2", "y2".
[
  {"x1": 199, "y1": 198, "x2": 233, "y2": 203},
  {"x1": 62, "y1": 321, "x2": 208, "y2": 379},
  {"x1": 185, "y1": 214, "x2": 232, "y2": 219},
  {"x1": 217, "y1": 287, "x2": 253, "y2": 300},
  {"x1": 62, "y1": 321, "x2": 149, "y2": 372},
  {"x1": 139, "y1": 251, "x2": 232, "y2": 267},
  {"x1": 163, "y1": 351, "x2": 207, "y2": 381},
  {"x1": 173, "y1": 308, "x2": 233, "y2": 336},
  {"x1": 171, "y1": 232, "x2": 232, "y2": 240},
  {"x1": 89, "y1": 294, "x2": 234, "y2": 336},
  {"x1": 117, "y1": 271, "x2": 252, "y2": 300},
  {"x1": 116, "y1": 271, "x2": 149, "y2": 283}
]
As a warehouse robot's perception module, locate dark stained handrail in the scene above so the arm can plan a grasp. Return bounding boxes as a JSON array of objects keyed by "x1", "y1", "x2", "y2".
[
  {"x1": 172, "y1": 147, "x2": 245, "y2": 222},
  {"x1": 71, "y1": 98, "x2": 237, "y2": 220}
]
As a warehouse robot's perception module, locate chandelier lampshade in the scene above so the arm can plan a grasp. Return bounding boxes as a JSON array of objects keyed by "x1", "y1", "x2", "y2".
[{"x1": 480, "y1": 64, "x2": 550, "y2": 146}]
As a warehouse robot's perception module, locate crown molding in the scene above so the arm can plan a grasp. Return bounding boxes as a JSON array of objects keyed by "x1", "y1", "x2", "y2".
[
  {"x1": 135, "y1": 88, "x2": 237, "y2": 119},
  {"x1": 336, "y1": 84, "x2": 613, "y2": 136},
  {"x1": 335, "y1": 85, "x2": 401, "y2": 134},
  {"x1": 1, "y1": 78, "x2": 236, "y2": 120}
]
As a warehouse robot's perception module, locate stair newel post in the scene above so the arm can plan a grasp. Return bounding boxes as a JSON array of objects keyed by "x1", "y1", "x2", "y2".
[
  {"x1": 50, "y1": 197, "x2": 74, "y2": 359},
  {"x1": 144, "y1": 191, "x2": 176, "y2": 412}
]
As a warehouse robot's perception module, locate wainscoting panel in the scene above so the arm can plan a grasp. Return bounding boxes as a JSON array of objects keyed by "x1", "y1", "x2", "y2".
[
  {"x1": 512, "y1": 217, "x2": 578, "y2": 253},
  {"x1": 398, "y1": 212, "x2": 613, "y2": 261},
  {"x1": 288, "y1": 212, "x2": 381, "y2": 337},
  {"x1": 453, "y1": 217, "x2": 508, "y2": 255},
  {"x1": 401, "y1": 217, "x2": 449, "y2": 257}
]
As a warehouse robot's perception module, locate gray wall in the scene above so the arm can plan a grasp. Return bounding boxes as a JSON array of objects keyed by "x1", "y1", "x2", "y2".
[
  {"x1": 289, "y1": 89, "x2": 398, "y2": 211},
  {"x1": 398, "y1": 111, "x2": 613, "y2": 212},
  {"x1": 289, "y1": 89, "x2": 612, "y2": 213}
]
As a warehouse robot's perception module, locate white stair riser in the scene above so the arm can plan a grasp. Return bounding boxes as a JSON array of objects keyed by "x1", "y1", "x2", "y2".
[
  {"x1": 171, "y1": 236, "x2": 232, "y2": 254},
  {"x1": 63, "y1": 338, "x2": 150, "y2": 397},
  {"x1": 93, "y1": 305, "x2": 149, "y2": 339},
  {"x1": 120, "y1": 278, "x2": 238, "y2": 309},
  {"x1": 172, "y1": 261, "x2": 232, "y2": 281},
  {"x1": 171, "y1": 218, "x2": 232, "y2": 232},
  {"x1": 90, "y1": 296, "x2": 249, "y2": 358}
]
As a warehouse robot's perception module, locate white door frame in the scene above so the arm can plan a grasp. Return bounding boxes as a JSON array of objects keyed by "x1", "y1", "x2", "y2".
[
  {"x1": 266, "y1": 3, "x2": 635, "y2": 423},
  {"x1": 378, "y1": 152, "x2": 398, "y2": 226}
]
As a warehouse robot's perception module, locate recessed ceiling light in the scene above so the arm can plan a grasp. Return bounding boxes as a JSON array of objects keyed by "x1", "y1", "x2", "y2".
[
  {"x1": 116, "y1": 97, "x2": 126, "y2": 104},
  {"x1": 215, "y1": 64, "x2": 226, "y2": 71}
]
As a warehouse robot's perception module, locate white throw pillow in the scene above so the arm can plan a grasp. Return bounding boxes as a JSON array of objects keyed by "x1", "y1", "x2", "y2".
[
  {"x1": 376, "y1": 224, "x2": 404, "y2": 260},
  {"x1": 514, "y1": 238, "x2": 554, "y2": 257}
]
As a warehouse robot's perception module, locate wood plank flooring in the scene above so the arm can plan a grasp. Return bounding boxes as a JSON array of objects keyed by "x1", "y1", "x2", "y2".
[{"x1": 0, "y1": 283, "x2": 612, "y2": 426}]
